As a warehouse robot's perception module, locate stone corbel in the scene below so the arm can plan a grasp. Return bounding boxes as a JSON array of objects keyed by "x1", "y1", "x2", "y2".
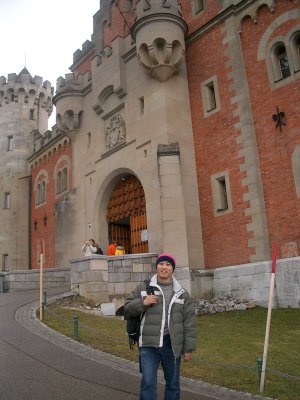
[{"x1": 137, "y1": 38, "x2": 185, "y2": 82}]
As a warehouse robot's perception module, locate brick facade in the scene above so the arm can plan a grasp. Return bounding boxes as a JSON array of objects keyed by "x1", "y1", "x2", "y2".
[
  {"x1": 184, "y1": 0, "x2": 300, "y2": 267},
  {"x1": 240, "y1": 2, "x2": 300, "y2": 257},
  {"x1": 30, "y1": 138, "x2": 72, "y2": 269}
]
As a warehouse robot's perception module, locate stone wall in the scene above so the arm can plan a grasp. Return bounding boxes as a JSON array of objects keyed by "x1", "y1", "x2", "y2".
[
  {"x1": 70, "y1": 253, "x2": 192, "y2": 309},
  {"x1": 2, "y1": 255, "x2": 300, "y2": 310},
  {"x1": 213, "y1": 257, "x2": 300, "y2": 308},
  {"x1": 0, "y1": 268, "x2": 70, "y2": 292},
  {"x1": 70, "y1": 255, "x2": 300, "y2": 309}
]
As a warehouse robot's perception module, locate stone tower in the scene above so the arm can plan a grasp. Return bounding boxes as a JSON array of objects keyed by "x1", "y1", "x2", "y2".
[{"x1": 0, "y1": 68, "x2": 53, "y2": 270}]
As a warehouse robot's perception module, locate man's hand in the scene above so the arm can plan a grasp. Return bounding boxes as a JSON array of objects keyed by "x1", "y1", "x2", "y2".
[
  {"x1": 182, "y1": 353, "x2": 192, "y2": 361},
  {"x1": 143, "y1": 295, "x2": 158, "y2": 306}
]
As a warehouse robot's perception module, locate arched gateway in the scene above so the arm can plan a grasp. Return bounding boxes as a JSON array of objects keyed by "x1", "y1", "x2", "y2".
[{"x1": 106, "y1": 175, "x2": 148, "y2": 254}]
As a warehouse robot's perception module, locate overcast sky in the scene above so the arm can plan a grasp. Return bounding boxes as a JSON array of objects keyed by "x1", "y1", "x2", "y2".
[{"x1": 0, "y1": 0, "x2": 100, "y2": 126}]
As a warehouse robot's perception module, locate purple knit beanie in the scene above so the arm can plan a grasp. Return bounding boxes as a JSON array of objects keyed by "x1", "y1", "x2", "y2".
[{"x1": 156, "y1": 253, "x2": 176, "y2": 271}]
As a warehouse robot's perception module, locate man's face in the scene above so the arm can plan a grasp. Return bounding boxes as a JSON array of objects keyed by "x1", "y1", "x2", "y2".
[{"x1": 157, "y1": 261, "x2": 173, "y2": 282}]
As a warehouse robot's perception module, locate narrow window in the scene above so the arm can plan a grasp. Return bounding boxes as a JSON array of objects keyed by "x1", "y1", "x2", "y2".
[
  {"x1": 2, "y1": 254, "x2": 8, "y2": 271},
  {"x1": 211, "y1": 172, "x2": 232, "y2": 216},
  {"x1": 139, "y1": 97, "x2": 144, "y2": 115},
  {"x1": 29, "y1": 109, "x2": 34, "y2": 120},
  {"x1": 216, "y1": 177, "x2": 228, "y2": 212},
  {"x1": 62, "y1": 168, "x2": 68, "y2": 191},
  {"x1": 10, "y1": 93, "x2": 14, "y2": 102},
  {"x1": 206, "y1": 82, "x2": 216, "y2": 112},
  {"x1": 277, "y1": 45, "x2": 290, "y2": 79},
  {"x1": 4, "y1": 192, "x2": 11, "y2": 209},
  {"x1": 293, "y1": 35, "x2": 300, "y2": 72},
  {"x1": 7, "y1": 136, "x2": 13, "y2": 151},
  {"x1": 56, "y1": 171, "x2": 62, "y2": 194},
  {"x1": 125, "y1": 0, "x2": 133, "y2": 11},
  {"x1": 201, "y1": 75, "x2": 220, "y2": 117},
  {"x1": 41, "y1": 181, "x2": 46, "y2": 203},
  {"x1": 87, "y1": 132, "x2": 91, "y2": 149},
  {"x1": 36, "y1": 184, "x2": 41, "y2": 205}
]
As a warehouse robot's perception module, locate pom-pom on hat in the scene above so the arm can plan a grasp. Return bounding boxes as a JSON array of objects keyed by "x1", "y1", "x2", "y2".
[{"x1": 156, "y1": 253, "x2": 176, "y2": 271}]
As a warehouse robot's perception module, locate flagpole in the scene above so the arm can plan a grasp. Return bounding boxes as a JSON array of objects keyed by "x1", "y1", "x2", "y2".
[
  {"x1": 260, "y1": 242, "x2": 277, "y2": 393},
  {"x1": 39, "y1": 240, "x2": 44, "y2": 321}
]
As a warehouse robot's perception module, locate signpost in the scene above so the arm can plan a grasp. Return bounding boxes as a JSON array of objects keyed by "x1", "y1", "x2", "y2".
[
  {"x1": 260, "y1": 242, "x2": 277, "y2": 393},
  {"x1": 39, "y1": 240, "x2": 44, "y2": 321}
]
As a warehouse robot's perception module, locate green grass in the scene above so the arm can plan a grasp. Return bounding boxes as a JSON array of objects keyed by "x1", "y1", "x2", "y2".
[{"x1": 41, "y1": 296, "x2": 300, "y2": 400}]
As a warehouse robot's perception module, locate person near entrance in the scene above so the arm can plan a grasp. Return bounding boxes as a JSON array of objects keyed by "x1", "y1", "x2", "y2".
[
  {"x1": 115, "y1": 242, "x2": 126, "y2": 255},
  {"x1": 124, "y1": 253, "x2": 196, "y2": 400},
  {"x1": 106, "y1": 240, "x2": 117, "y2": 255},
  {"x1": 81, "y1": 239, "x2": 98, "y2": 257}
]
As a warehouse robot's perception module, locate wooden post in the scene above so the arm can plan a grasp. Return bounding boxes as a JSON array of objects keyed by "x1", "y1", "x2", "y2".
[
  {"x1": 260, "y1": 242, "x2": 277, "y2": 393},
  {"x1": 39, "y1": 240, "x2": 44, "y2": 321}
]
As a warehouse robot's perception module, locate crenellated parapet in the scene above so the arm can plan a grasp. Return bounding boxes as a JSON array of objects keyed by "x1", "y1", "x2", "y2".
[
  {"x1": 55, "y1": 71, "x2": 92, "y2": 96},
  {"x1": 72, "y1": 38, "x2": 95, "y2": 65},
  {"x1": 54, "y1": 71, "x2": 92, "y2": 131},
  {"x1": 0, "y1": 68, "x2": 53, "y2": 115},
  {"x1": 29, "y1": 125, "x2": 69, "y2": 162},
  {"x1": 131, "y1": 0, "x2": 188, "y2": 81}
]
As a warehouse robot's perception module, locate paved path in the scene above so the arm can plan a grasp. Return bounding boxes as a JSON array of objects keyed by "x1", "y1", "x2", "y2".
[{"x1": 0, "y1": 288, "x2": 272, "y2": 400}]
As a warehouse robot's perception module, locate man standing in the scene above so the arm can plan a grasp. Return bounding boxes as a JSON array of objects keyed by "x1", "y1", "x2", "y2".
[{"x1": 124, "y1": 253, "x2": 196, "y2": 400}]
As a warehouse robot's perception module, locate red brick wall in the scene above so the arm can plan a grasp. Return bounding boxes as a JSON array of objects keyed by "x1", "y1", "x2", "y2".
[
  {"x1": 181, "y1": 0, "x2": 222, "y2": 34},
  {"x1": 186, "y1": 21, "x2": 254, "y2": 268},
  {"x1": 102, "y1": 0, "x2": 136, "y2": 47},
  {"x1": 30, "y1": 142, "x2": 72, "y2": 269},
  {"x1": 74, "y1": 54, "x2": 94, "y2": 75},
  {"x1": 186, "y1": 1, "x2": 300, "y2": 267},
  {"x1": 240, "y1": 2, "x2": 300, "y2": 257}
]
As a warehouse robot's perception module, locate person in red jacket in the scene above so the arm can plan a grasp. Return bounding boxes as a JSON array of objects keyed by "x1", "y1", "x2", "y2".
[{"x1": 106, "y1": 240, "x2": 117, "y2": 256}]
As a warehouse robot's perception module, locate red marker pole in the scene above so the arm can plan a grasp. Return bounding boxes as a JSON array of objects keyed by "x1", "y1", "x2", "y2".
[
  {"x1": 39, "y1": 240, "x2": 44, "y2": 321},
  {"x1": 260, "y1": 242, "x2": 277, "y2": 393}
]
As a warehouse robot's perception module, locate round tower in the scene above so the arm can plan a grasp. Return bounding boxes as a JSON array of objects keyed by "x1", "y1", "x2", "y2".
[
  {"x1": 0, "y1": 68, "x2": 53, "y2": 270},
  {"x1": 131, "y1": 0, "x2": 188, "y2": 82}
]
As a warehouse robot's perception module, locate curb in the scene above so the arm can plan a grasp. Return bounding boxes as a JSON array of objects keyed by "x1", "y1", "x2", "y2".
[{"x1": 15, "y1": 292, "x2": 275, "y2": 400}]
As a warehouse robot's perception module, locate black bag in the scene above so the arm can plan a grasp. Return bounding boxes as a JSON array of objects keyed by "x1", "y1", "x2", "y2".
[
  {"x1": 117, "y1": 280, "x2": 154, "y2": 349},
  {"x1": 96, "y1": 246, "x2": 103, "y2": 255}
]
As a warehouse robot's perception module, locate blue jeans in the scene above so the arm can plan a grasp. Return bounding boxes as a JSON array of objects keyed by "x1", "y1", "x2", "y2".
[{"x1": 139, "y1": 335, "x2": 181, "y2": 400}]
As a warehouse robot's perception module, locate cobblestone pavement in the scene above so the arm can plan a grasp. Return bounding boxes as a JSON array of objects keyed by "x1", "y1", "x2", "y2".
[{"x1": 15, "y1": 290, "x2": 275, "y2": 400}]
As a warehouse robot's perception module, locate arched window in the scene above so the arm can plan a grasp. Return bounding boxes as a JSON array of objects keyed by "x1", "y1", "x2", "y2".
[
  {"x1": 41, "y1": 181, "x2": 46, "y2": 203},
  {"x1": 277, "y1": 45, "x2": 291, "y2": 79},
  {"x1": 36, "y1": 184, "x2": 41, "y2": 205},
  {"x1": 56, "y1": 171, "x2": 62, "y2": 194},
  {"x1": 62, "y1": 168, "x2": 68, "y2": 192},
  {"x1": 34, "y1": 170, "x2": 48, "y2": 207},
  {"x1": 291, "y1": 32, "x2": 300, "y2": 72}
]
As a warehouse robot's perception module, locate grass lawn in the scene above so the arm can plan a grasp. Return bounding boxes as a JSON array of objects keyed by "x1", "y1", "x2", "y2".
[{"x1": 41, "y1": 296, "x2": 300, "y2": 400}]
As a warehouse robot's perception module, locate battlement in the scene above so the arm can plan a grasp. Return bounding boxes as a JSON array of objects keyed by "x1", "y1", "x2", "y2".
[
  {"x1": 56, "y1": 70, "x2": 92, "y2": 95},
  {"x1": 134, "y1": 0, "x2": 183, "y2": 19},
  {"x1": 30, "y1": 125, "x2": 67, "y2": 155},
  {"x1": 0, "y1": 68, "x2": 54, "y2": 100},
  {"x1": 72, "y1": 38, "x2": 95, "y2": 65}
]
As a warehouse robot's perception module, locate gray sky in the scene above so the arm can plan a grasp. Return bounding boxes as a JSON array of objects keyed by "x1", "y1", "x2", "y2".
[{"x1": 0, "y1": 0, "x2": 100, "y2": 126}]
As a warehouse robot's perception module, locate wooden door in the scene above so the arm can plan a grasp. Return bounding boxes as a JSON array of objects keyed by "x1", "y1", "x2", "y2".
[
  {"x1": 107, "y1": 175, "x2": 148, "y2": 254},
  {"x1": 110, "y1": 223, "x2": 131, "y2": 254},
  {"x1": 130, "y1": 213, "x2": 148, "y2": 253}
]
